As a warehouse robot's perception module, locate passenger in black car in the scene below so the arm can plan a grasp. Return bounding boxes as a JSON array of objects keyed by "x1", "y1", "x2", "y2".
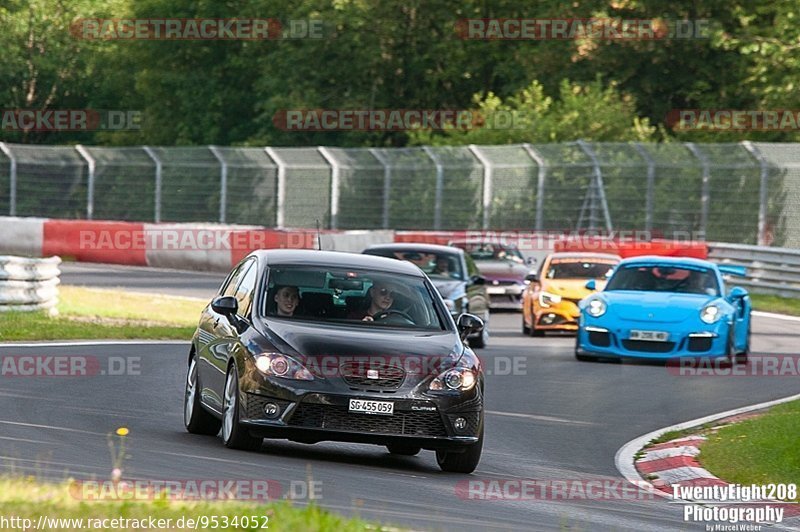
[{"x1": 273, "y1": 285, "x2": 300, "y2": 317}]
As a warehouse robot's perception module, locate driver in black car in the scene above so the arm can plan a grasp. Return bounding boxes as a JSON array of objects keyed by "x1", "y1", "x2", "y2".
[{"x1": 348, "y1": 281, "x2": 397, "y2": 322}]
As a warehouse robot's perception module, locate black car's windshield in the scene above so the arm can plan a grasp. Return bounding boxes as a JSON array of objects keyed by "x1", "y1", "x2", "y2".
[
  {"x1": 365, "y1": 249, "x2": 464, "y2": 280},
  {"x1": 452, "y1": 242, "x2": 525, "y2": 264},
  {"x1": 605, "y1": 264, "x2": 720, "y2": 296},
  {"x1": 264, "y1": 266, "x2": 447, "y2": 330},
  {"x1": 546, "y1": 260, "x2": 616, "y2": 280}
]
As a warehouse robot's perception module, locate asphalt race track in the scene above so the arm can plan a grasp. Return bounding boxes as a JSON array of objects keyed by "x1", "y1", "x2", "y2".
[{"x1": 2, "y1": 263, "x2": 799, "y2": 530}]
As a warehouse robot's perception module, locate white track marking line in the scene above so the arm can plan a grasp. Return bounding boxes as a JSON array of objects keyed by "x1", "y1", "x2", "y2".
[{"x1": 487, "y1": 410, "x2": 595, "y2": 426}]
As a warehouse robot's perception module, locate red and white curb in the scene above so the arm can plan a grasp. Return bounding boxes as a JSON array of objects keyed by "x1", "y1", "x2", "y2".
[{"x1": 616, "y1": 393, "x2": 800, "y2": 529}]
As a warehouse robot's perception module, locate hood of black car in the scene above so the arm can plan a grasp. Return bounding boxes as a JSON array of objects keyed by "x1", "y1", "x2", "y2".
[{"x1": 256, "y1": 318, "x2": 461, "y2": 378}]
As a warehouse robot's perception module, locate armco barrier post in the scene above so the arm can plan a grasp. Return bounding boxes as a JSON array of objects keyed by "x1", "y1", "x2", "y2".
[
  {"x1": 208, "y1": 146, "x2": 228, "y2": 224},
  {"x1": 142, "y1": 146, "x2": 163, "y2": 223},
  {"x1": 467, "y1": 145, "x2": 493, "y2": 230},
  {"x1": 74, "y1": 145, "x2": 95, "y2": 220},
  {"x1": 0, "y1": 143, "x2": 17, "y2": 216},
  {"x1": 741, "y1": 141, "x2": 770, "y2": 247},
  {"x1": 633, "y1": 143, "x2": 656, "y2": 233},
  {"x1": 369, "y1": 148, "x2": 392, "y2": 229},
  {"x1": 576, "y1": 140, "x2": 613, "y2": 233},
  {"x1": 264, "y1": 147, "x2": 286, "y2": 229},
  {"x1": 522, "y1": 144, "x2": 547, "y2": 232},
  {"x1": 685, "y1": 142, "x2": 710, "y2": 238},
  {"x1": 317, "y1": 147, "x2": 340, "y2": 230},
  {"x1": 422, "y1": 147, "x2": 444, "y2": 231}
]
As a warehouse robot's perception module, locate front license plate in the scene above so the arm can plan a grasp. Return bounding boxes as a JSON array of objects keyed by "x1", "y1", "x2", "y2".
[
  {"x1": 629, "y1": 329, "x2": 669, "y2": 342},
  {"x1": 348, "y1": 399, "x2": 394, "y2": 416}
]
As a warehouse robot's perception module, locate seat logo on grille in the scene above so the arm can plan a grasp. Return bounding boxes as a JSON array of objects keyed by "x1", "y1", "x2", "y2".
[{"x1": 366, "y1": 369, "x2": 379, "y2": 379}]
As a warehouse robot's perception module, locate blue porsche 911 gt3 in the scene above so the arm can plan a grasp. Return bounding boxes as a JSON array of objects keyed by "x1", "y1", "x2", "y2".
[{"x1": 575, "y1": 256, "x2": 750, "y2": 363}]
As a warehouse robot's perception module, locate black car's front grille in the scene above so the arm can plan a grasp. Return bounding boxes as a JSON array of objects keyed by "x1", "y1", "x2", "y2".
[
  {"x1": 288, "y1": 403, "x2": 447, "y2": 437},
  {"x1": 339, "y1": 362, "x2": 405, "y2": 390},
  {"x1": 622, "y1": 340, "x2": 676, "y2": 353}
]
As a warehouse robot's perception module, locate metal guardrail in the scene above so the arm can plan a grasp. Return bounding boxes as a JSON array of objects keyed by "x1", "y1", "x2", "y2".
[
  {"x1": 0, "y1": 256, "x2": 61, "y2": 312},
  {"x1": 709, "y1": 243, "x2": 800, "y2": 296}
]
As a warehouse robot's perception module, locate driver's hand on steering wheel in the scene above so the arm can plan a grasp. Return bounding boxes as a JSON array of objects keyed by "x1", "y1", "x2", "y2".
[{"x1": 361, "y1": 315, "x2": 374, "y2": 322}]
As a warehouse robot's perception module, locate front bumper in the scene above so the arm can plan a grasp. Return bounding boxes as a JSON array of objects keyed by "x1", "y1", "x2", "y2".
[
  {"x1": 534, "y1": 300, "x2": 581, "y2": 331},
  {"x1": 575, "y1": 320, "x2": 730, "y2": 359},
  {"x1": 238, "y1": 362, "x2": 483, "y2": 449},
  {"x1": 487, "y1": 284, "x2": 524, "y2": 309}
]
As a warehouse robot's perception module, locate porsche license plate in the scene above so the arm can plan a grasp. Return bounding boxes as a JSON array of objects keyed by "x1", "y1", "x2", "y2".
[
  {"x1": 629, "y1": 330, "x2": 669, "y2": 342},
  {"x1": 348, "y1": 399, "x2": 394, "y2": 416}
]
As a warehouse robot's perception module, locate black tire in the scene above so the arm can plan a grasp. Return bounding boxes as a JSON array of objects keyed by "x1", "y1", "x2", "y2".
[
  {"x1": 726, "y1": 327, "x2": 749, "y2": 365},
  {"x1": 522, "y1": 314, "x2": 531, "y2": 335},
  {"x1": 386, "y1": 444, "x2": 421, "y2": 456},
  {"x1": 436, "y1": 423, "x2": 483, "y2": 473},
  {"x1": 221, "y1": 364, "x2": 263, "y2": 451},
  {"x1": 184, "y1": 357, "x2": 222, "y2": 435},
  {"x1": 736, "y1": 325, "x2": 751, "y2": 364}
]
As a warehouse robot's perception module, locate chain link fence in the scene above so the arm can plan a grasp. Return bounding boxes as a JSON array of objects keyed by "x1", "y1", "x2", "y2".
[{"x1": 0, "y1": 141, "x2": 797, "y2": 247}]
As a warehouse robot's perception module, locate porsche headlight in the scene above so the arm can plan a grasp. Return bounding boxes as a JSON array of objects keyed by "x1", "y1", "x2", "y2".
[
  {"x1": 539, "y1": 291, "x2": 562, "y2": 307},
  {"x1": 429, "y1": 367, "x2": 477, "y2": 392},
  {"x1": 700, "y1": 304, "x2": 722, "y2": 324},
  {"x1": 586, "y1": 298, "x2": 607, "y2": 317},
  {"x1": 254, "y1": 353, "x2": 313, "y2": 380}
]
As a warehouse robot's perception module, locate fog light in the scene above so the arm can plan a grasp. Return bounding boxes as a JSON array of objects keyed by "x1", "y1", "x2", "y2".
[
  {"x1": 454, "y1": 417, "x2": 467, "y2": 430},
  {"x1": 263, "y1": 402, "x2": 280, "y2": 418}
]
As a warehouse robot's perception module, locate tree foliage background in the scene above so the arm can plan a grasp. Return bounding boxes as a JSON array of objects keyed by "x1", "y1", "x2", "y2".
[{"x1": 0, "y1": 0, "x2": 799, "y2": 146}]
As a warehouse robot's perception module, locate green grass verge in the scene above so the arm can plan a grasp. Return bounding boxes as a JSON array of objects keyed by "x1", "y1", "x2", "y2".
[
  {"x1": 0, "y1": 286, "x2": 205, "y2": 341},
  {"x1": 0, "y1": 476, "x2": 387, "y2": 531},
  {"x1": 698, "y1": 400, "x2": 800, "y2": 500},
  {"x1": 750, "y1": 294, "x2": 800, "y2": 317}
]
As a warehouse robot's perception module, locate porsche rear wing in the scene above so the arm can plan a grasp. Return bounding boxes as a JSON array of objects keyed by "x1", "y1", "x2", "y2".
[{"x1": 718, "y1": 264, "x2": 747, "y2": 277}]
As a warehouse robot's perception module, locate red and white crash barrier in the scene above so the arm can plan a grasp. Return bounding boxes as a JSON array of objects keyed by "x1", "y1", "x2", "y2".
[{"x1": 0, "y1": 217, "x2": 394, "y2": 271}]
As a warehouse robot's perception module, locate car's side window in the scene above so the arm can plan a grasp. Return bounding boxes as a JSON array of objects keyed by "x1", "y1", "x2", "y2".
[{"x1": 233, "y1": 260, "x2": 258, "y2": 317}]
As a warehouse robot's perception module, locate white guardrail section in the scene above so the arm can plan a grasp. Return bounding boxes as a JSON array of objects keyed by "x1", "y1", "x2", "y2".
[
  {"x1": 0, "y1": 256, "x2": 61, "y2": 312},
  {"x1": 709, "y1": 243, "x2": 800, "y2": 296}
]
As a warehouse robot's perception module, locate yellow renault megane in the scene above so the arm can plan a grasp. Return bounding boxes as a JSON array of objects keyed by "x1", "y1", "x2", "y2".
[{"x1": 522, "y1": 252, "x2": 620, "y2": 336}]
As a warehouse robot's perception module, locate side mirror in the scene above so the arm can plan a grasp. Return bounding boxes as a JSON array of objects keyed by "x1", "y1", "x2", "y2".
[
  {"x1": 728, "y1": 286, "x2": 748, "y2": 300},
  {"x1": 525, "y1": 273, "x2": 539, "y2": 283},
  {"x1": 456, "y1": 313, "x2": 484, "y2": 340},
  {"x1": 525, "y1": 256, "x2": 536, "y2": 266},
  {"x1": 469, "y1": 274, "x2": 486, "y2": 285},
  {"x1": 585, "y1": 280, "x2": 597, "y2": 291},
  {"x1": 211, "y1": 295, "x2": 238, "y2": 316}
]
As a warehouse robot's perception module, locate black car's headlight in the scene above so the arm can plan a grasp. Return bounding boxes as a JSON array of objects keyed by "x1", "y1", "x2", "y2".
[
  {"x1": 700, "y1": 304, "x2": 722, "y2": 324},
  {"x1": 254, "y1": 353, "x2": 313, "y2": 381},
  {"x1": 429, "y1": 366, "x2": 477, "y2": 392}
]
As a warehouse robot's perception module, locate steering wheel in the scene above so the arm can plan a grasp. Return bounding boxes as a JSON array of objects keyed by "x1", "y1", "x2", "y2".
[{"x1": 372, "y1": 309, "x2": 416, "y2": 325}]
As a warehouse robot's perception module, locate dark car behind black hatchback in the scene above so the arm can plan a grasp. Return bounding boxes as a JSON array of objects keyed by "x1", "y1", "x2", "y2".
[{"x1": 184, "y1": 249, "x2": 486, "y2": 473}]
